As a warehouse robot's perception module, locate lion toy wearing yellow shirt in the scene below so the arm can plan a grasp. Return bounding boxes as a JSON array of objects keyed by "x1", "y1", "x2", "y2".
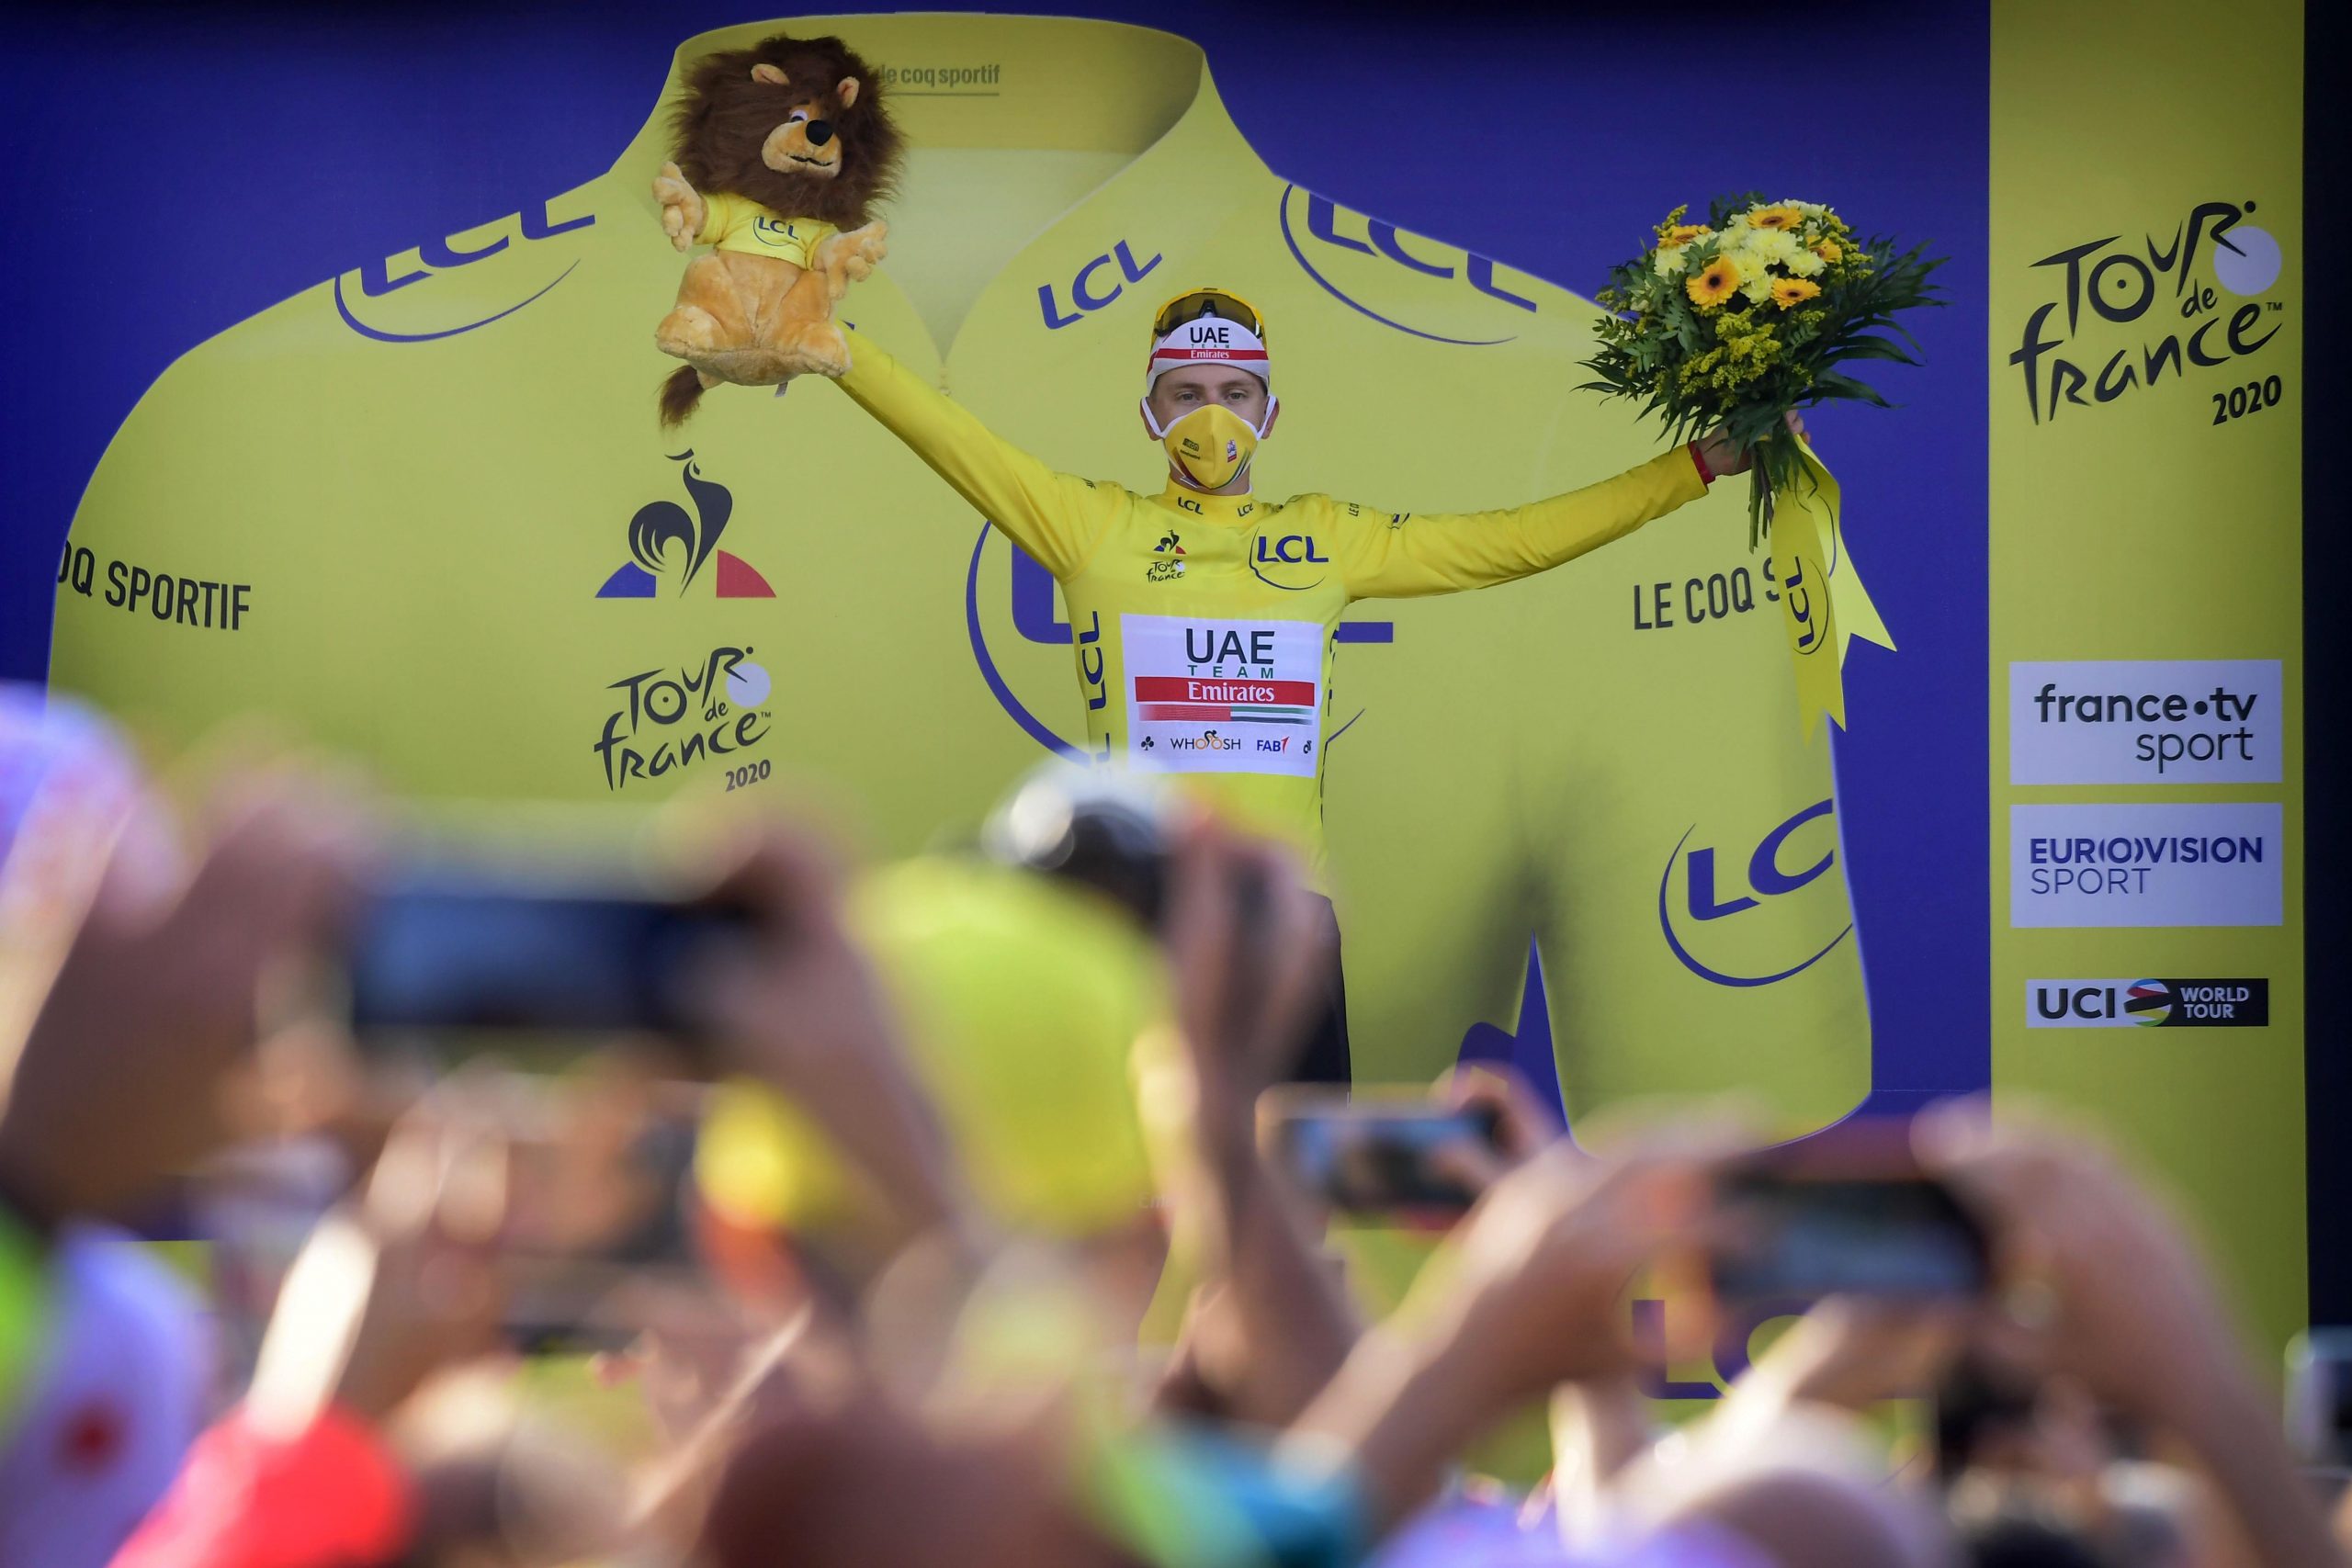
[{"x1": 652, "y1": 31, "x2": 902, "y2": 425}]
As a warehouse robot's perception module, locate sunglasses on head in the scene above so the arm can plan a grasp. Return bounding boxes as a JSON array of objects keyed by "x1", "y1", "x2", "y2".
[{"x1": 1150, "y1": 288, "x2": 1267, "y2": 344}]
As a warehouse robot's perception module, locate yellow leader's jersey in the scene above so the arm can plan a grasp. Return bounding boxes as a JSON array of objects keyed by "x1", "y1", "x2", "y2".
[
  {"x1": 834, "y1": 329, "x2": 1706, "y2": 880},
  {"x1": 696, "y1": 193, "x2": 836, "y2": 267},
  {"x1": 44, "y1": 13, "x2": 1868, "y2": 1134}
]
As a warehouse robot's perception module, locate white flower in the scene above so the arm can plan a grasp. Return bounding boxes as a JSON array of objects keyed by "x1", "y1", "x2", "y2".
[
  {"x1": 1742, "y1": 226, "x2": 1802, "y2": 265},
  {"x1": 1784, "y1": 247, "x2": 1826, "y2": 278},
  {"x1": 1654, "y1": 246, "x2": 1690, "y2": 277},
  {"x1": 1739, "y1": 272, "x2": 1777, "y2": 305},
  {"x1": 1724, "y1": 245, "x2": 1780, "y2": 288}
]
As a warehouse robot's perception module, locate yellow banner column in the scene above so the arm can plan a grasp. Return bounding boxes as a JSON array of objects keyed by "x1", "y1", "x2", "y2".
[{"x1": 1991, "y1": 0, "x2": 2304, "y2": 1361}]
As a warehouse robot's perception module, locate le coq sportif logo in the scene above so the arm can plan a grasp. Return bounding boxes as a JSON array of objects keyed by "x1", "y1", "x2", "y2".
[{"x1": 597, "y1": 452, "x2": 775, "y2": 600}]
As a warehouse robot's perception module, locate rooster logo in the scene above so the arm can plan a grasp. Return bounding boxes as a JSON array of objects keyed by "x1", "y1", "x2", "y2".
[{"x1": 596, "y1": 451, "x2": 775, "y2": 599}]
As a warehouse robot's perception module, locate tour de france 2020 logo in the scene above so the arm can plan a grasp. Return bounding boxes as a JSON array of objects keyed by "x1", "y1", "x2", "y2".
[
  {"x1": 592, "y1": 645, "x2": 774, "y2": 793},
  {"x1": 2009, "y1": 197, "x2": 2287, "y2": 428}
]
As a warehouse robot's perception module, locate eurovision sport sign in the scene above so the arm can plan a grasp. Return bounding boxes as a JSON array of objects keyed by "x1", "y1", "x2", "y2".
[{"x1": 7, "y1": 0, "x2": 2304, "y2": 1381}]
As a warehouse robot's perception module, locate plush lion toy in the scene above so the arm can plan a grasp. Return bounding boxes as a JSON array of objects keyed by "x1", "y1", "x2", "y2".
[{"x1": 652, "y1": 32, "x2": 902, "y2": 425}]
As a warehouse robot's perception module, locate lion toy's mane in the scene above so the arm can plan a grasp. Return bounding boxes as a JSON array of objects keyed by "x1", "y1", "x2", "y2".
[{"x1": 667, "y1": 32, "x2": 903, "y2": 230}]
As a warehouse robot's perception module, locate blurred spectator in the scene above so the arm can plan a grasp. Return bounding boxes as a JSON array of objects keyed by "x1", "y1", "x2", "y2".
[{"x1": 0, "y1": 1226, "x2": 207, "y2": 1568}]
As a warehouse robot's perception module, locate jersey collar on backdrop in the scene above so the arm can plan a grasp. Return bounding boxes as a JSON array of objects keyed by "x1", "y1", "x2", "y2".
[
  {"x1": 635, "y1": 16, "x2": 1268, "y2": 368},
  {"x1": 647, "y1": 16, "x2": 1279, "y2": 496}
]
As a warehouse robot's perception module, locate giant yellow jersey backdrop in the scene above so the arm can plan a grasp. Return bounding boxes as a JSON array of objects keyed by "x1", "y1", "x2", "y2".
[{"x1": 49, "y1": 15, "x2": 1868, "y2": 1133}]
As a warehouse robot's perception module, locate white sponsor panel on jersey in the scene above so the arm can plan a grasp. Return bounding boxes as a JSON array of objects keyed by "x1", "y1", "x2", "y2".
[{"x1": 1122, "y1": 614, "x2": 1321, "y2": 779}]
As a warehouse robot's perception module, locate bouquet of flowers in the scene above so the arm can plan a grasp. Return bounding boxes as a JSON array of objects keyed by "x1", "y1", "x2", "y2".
[{"x1": 1580, "y1": 195, "x2": 1945, "y2": 547}]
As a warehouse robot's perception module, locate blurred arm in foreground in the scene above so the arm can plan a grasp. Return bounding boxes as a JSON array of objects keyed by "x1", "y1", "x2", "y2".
[{"x1": 1145, "y1": 817, "x2": 1362, "y2": 1428}]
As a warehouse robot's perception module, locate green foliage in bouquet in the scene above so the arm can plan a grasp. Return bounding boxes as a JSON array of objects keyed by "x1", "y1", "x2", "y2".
[{"x1": 1579, "y1": 193, "x2": 1946, "y2": 547}]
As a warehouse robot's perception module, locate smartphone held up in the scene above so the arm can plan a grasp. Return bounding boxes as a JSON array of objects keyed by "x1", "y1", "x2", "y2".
[
  {"x1": 1709, "y1": 1131, "x2": 1991, "y2": 1303},
  {"x1": 338, "y1": 859, "x2": 760, "y2": 1055},
  {"x1": 1260, "y1": 1088, "x2": 1508, "y2": 1220}
]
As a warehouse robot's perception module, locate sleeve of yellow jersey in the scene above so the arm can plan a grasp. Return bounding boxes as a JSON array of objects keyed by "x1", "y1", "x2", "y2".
[
  {"x1": 831, "y1": 329, "x2": 1124, "y2": 579},
  {"x1": 1325, "y1": 446, "x2": 1709, "y2": 600},
  {"x1": 695, "y1": 190, "x2": 750, "y2": 249}
]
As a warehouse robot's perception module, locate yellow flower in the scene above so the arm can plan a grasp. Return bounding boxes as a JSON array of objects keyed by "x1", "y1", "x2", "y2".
[
  {"x1": 1663, "y1": 223, "x2": 1712, "y2": 247},
  {"x1": 1748, "y1": 204, "x2": 1804, "y2": 231},
  {"x1": 1813, "y1": 238, "x2": 1842, "y2": 263},
  {"x1": 1771, "y1": 277, "x2": 1822, "y2": 308},
  {"x1": 1686, "y1": 254, "x2": 1741, "y2": 308}
]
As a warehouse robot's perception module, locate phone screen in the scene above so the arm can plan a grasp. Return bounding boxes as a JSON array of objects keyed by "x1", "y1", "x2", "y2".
[
  {"x1": 1269, "y1": 1103, "x2": 1503, "y2": 1214},
  {"x1": 1711, "y1": 1174, "x2": 1989, "y2": 1300},
  {"x1": 345, "y1": 877, "x2": 751, "y2": 1039}
]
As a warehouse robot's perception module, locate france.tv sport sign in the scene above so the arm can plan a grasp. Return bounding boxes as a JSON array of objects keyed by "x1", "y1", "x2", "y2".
[{"x1": 2008, "y1": 659, "x2": 2281, "y2": 784}]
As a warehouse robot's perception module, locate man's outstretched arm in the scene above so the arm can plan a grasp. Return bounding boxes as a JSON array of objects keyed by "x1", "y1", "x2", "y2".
[
  {"x1": 1330, "y1": 444, "x2": 1713, "y2": 601},
  {"x1": 1329, "y1": 417, "x2": 1792, "y2": 601},
  {"x1": 830, "y1": 329, "x2": 1122, "y2": 579}
]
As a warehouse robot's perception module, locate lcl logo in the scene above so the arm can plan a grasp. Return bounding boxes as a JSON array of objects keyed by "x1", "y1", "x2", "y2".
[
  {"x1": 334, "y1": 199, "x2": 594, "y2": 343},
  {"x1": 1278, "y1": 185, "x2": 1539, "y2": 345},
  {"x1": 1037, "y1": 240, "x2": 1162, "y2": 329},
  {"x1": 1657, "y1": 799, "x2": 1852, "y2": 987},
  {"x1": 1255, "y1": 536, "x2": 1329, "y2": 565}
]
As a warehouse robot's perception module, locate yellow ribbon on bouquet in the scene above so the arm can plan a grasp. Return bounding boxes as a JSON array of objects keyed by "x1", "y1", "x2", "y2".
[{"x1": 1768, "y1": 442, "x2": 1894, "y2": 739}]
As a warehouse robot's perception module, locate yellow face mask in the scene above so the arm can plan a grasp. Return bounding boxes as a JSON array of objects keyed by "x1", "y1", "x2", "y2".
[{"x1": 1139, "y1": 399, "x2": 1275, "y2": 491}]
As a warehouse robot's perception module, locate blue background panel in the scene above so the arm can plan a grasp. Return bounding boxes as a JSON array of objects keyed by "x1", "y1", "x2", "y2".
[{"x1": 0, "y1": 0, "x2": 1989, "y2": 1105}]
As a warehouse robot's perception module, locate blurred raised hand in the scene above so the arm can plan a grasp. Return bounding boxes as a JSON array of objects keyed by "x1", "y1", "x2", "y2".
[
  {"x1": 245, "y1": 1093, "x2": 511, "y2": 1435},
  {"x1": 1283, "y1": 1122, "x2": 1736, "y2": 1537},
  {"x1": 0, "y1": 767, "x2": 373, "y2": 1226},
  {"x1": 1158, "y1": 812, "x2": 1324, "y2": 1124},
  {"x1": 1421, "y1": 1062, "x2": 1559, "y2": 1201},
  {"x1": 1917, "y1": 1101, "x2": 2346, "y2": 1568},
  {"x1": 1145, "y1": 816, "x2": 1358, "y2": 1427}
]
